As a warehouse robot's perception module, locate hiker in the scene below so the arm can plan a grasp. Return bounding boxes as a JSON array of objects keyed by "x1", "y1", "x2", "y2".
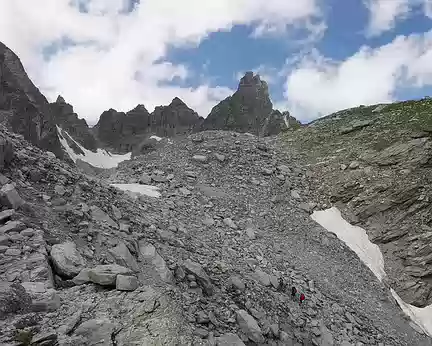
[
  {"x1": 291, "y1": 286, "x2": 297, "y2": 299},
  {"x1": 300, "y1": 293, "x2": 305, "y2": 305}
]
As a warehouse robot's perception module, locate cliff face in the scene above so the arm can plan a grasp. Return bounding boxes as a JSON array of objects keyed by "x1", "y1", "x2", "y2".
[
  {"x1": 0, "y1": 42, "x2": 63, "y2": 157},
  {"x1": 94, "y1": 98, "x2": 202, "y2": 153},
  {"x1": 201, "y1": 72, "x2": 288, "y2": 135},
  {"x1": 49, "y1": 96, "x2": 98, "y2": 151}
]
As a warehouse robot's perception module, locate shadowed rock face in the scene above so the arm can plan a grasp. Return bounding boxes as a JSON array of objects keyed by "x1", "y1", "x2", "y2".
[
  {"x1": 0, "y1": 42, "x2": 63, "y2": 158},
  {"x1": 50, "y1": 96, "x2": 98, "y2": 151},
  {"x1": 94, "y1": 98, "x2": 202, "y2": 153},
  {"x1": 201, "y1": 72, "x2": 288, "y2": 135}
]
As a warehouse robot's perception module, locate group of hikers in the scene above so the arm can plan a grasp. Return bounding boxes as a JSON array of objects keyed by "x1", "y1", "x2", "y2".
[{"x1": 278, "y1": 277, "x2": 305, "y2": 305}]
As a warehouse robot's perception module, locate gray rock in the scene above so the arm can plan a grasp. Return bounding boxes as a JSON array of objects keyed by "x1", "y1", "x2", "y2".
[
  {"x1": 236, "y1": 309, "x2": 264, "y2": 343},
  {"x1": 50, "y1": 241, "x2": 86, "y2": 278},
  {"x1": 55, "y1": 184, "x2": 66, "y2": 196},
  {"x1": 90, "y1": 206, "x2": 118, "y2": 228},
  {"x1": 245, "y1": 227, "x2": 256, "y2": 240},
  {"x1": 116, "y1": 275, "x2": 138, "y2": 291},
  {"x1": 216, "y1": 333, "x2": 246, "y2": 346},
  {"x1": 20, "y1": 228, "x2": 35, "y2": 237},
  {"x1": 228, "y1": 276, "x2": 246, "y2": 292},
  {"x1": 74, "y1": 319, "x2": 116, "y2": 346},
  {"x1": 214, "y1": 153, "x2": 226, "y2": 162},
  {"x1": 193, "y1": 155, "x2": 208, "y2": 163},
  {"x1": 223, "y1": 218, "x2": 237, "y2": 229},
  {"x1": 73, "y1": 264, "x2": 132, "y2": 286},
  {"x1": 0, "y1": 220, "x2": 25, "y2": 233},
  {"x1": 140, "y1": 242, "x2": 173, "y2": 282},
  {"x1": 0, "y1": 184, "x2": 24, "y2": 209},
  {"x1": 139, "y1": 173, "x2": 152, "y2": 185},
  {"x1": 5, "y1": 248, "x2": 21, "y2": 256},
  {"x1": 254, "y1": 269, "x2": 271, "y2": 286},
  {"x1": 183, "y1": 259, "x2": 213, "y2": 295},
  {"x1": 0, "y1": 235, "x2": 8, "y2": 245},
  {"x1": 0, "y1": 209, "x2": 15, "y2": 223},
  {"x1": 349, "y1": 161, "x2": 360, "y2": 169},
  {"x1": 58, "y1": 309, "x2": 83, "y2": 335},
  {"x1": 0, "y1": 281, "x2": 31, "y2": 318},
  {"x1": 111, "y1": 205, "x2": 122, "y2": 220},
  {"x1": 108, "y1": 242, "x2": 139, "y2": 272}
]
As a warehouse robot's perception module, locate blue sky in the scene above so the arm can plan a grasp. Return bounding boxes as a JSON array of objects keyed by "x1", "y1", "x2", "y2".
[{"x1": 1, "y1": 0, "x2": 432, "y2": 123}]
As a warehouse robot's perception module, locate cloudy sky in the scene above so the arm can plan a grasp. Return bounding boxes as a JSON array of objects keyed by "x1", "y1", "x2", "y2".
[{"x1": 1, "y1": 0, "x2": 432, "y2": 124}]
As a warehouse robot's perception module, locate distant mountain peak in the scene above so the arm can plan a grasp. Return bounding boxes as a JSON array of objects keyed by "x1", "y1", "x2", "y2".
[{"x1": 56, "y1": 95, "x2": 66, "y2": 104}]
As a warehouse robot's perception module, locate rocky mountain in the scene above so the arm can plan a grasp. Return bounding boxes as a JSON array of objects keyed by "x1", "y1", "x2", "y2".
[
  {"x1": 93, "y1": 98, "x2": 202, "y2": 153},
  {"x1": 49, "y1": 96, "x2": 97, "y2": 152},
  {"x1": 283, "y1": 99, "x2": 432, "y2": 308},
  {"x1": 201, "y1": 72, "x2": 290, "y2": 135},
  {"x1": 0, "y1": 42, "x2": 63, "y2": 158}
]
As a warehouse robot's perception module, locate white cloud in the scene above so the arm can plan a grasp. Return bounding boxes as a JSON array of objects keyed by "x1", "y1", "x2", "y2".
[
  {"x1": 283, "y1": 31, "x2": 432, "y2": 122},
  {"x1": 0, "y1": 0, "x2": 321, "y2": 123},
  {"x1": 365, "y1": 0, "x2": 432, "y2": 36}
]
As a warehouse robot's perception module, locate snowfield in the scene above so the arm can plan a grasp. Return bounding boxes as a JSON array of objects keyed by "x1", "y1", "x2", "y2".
[
  {"x1": 311, "y1": 207, "x2": 432, "y2": 337},
  {"x1": 110, "y1": 183, "x2": 161, "y2": 198},
  {"x1": 57, "y1": 126, "x2": 131, "y2": 169}
]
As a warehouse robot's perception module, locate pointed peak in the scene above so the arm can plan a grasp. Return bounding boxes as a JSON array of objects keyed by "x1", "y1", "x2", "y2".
[
  {"x1": 170, "y1": 97, "x2": 187, "y2": 107},
  {"x1": 129, "y1": 104, "x2": 149, "y2": 114},
  {"x1": 56, "y1": 95, "x2": 66, "y2": 104}
]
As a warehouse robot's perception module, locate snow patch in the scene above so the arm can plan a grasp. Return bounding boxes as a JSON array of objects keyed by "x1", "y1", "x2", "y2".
[
  {"x1": 311, "y1": 207, "x2": 386, "y2": 281},
  {"x1": 149, "y1": 135, "x2": 163, "y2": 141},
  {"x1": 311, "y1": 207, "x2": 432, "y2": 337},
  {"x1": 111, "y1": 184, "x2": 161, "y2": 198},
  {"x1": 57, "y1": 126, "x2": 131, "y2": 169}
]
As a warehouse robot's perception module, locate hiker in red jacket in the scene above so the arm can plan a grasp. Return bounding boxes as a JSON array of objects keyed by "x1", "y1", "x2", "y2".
[{"x1": 300, "y1": 293, "x2": 305, "y2": 305}]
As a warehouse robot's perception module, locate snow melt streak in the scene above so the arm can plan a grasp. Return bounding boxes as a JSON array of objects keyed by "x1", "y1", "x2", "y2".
[
  {"x1": 311, "y1": 207, "x2": 432, "y2": 337},
  {"x1": 57, "y1": 126, "x2": 131, "y2": 169}
]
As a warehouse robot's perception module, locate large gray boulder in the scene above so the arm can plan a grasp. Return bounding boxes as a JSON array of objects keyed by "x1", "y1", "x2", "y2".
[
  {"x1": 116, "y1": 275, "x2": 138, "y2": 291},
  {"x1": 236, "y1": 309, "x2": 264, "y2": 343},
  {"x1": 90, "y1": 206, "x2": 118, "y2": 228},
  {"x1": 73, "y1": 264, "x2": 132, "y2": 286},
  {"x1": 140, "y1": 242, "x2": 173, "y2": 283},
  {"x1": 50, "y1": 241, "x2": 86, "y2": 278},
  {"x1": 74, "y1": 318, "x2": 116, "y2": 346},
  {"x1": 0, "y1": 183, "x2": 24, "y2": 209},
  {"x1": 216, "y1": 333, "x2": 246, "y2": 346},
  {"x1": 108, "y1": 242, "x2": 139, "y2": 272}
]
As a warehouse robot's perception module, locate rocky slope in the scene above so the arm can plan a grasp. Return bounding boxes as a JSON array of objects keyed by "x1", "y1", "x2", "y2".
[
  {"x1": 283, "y1": 99, "x2": 432, "y2": 309},
  {"x1": 0, "y1": 42, "x2": 63, "y2": 158},
  {"x1": 1, "y1": 125, "x2": 430, "y2": 345},
  {"x1": 201, "y1": 72, "x2": 295, "y2": 136}
]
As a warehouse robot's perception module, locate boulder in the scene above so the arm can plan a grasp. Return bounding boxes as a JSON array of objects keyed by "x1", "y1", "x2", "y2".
[
  {"x1": 228, "y1": 276, "x2": 246, "y2": 292},
  {"x1": 0, "y1": 184, "x2": 24, "y2": 209},
  {"x1": 74, "y1": 318, "x2": 116, "y2": 346},
  {"x1": 74, "y1": 264, "x2": 132, "y2": 286},
  {"x1": 216, "y1": 333, "x2": 246, "y2": 346},
  {"x1": 140, "y1": 242, "x2": 173, "y2": 282},
  {"x1": 90, "y1": 206, "x2": 118, "y2": 228},
  {"x1": 116, "y1": 275, "x2": 138, "y2": 291},
  {"x1": 139, "y1": 173, "x2": 152, "y2": 185},
  {"x1": 236, "y1": 309, "x2": 264, "y2": 343},
  {"x1": 183, "y1": 259, "x2": 213, "y2": 295},
  {"x1": 108, "y1": 242, "x2": 139, "y2": 272},
  {"x1": 254, "y1": 269, "x2": 271, "y2": 286},
  {"x1": 50, "y1": 241, "x2": 86, "y2": 278}
]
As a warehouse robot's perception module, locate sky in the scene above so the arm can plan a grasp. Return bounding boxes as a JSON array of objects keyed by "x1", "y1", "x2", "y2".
[{"x1": 1, "y1": 0, "x2": 432, "y2": 124}]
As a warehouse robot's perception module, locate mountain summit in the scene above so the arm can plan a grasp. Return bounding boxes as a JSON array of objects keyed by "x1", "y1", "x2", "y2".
[{"x1": 201, "y1": 72, "x2": 288, "y2": 135}]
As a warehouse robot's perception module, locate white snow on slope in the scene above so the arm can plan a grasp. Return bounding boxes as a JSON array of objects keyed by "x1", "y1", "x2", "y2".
[
  {"x1": 57, "y1": 126, "x2": 131, "y2": 169},
  {"x1": 111, "y1": 184, "x2": 161, "y2": 198},
  {"x1": 311, "y1": 207, "x2": 432, "y2": 337},
  {"x1": 311, "y1": 207, "x2": 386, "y2": 281},
  {"x1": 149, "y1": 135, "x2": 163, "y2": 141}
]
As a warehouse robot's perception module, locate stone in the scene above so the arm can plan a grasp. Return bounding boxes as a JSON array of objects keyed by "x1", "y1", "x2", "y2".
[
  {"x1": 214, "y1": 153, "x2": 226, "y2": 162},
  {"x1": 0, "y1": 220, "x2": 25, "y2": 233},
  {"x1": 228, "y1": 276, "x2": 246, "y2": 292},
  {"x1": 196, "y1": 311, "x2": 210, "y2": 324},
  {"x1": 111, "y1": 205, "x2": 122, "y2": 220},
  {"x1": 291, "y1": 190, "x2": 301, "y2": 199},
  {"x1": 74, "y1": 264, "x2": 132, "y2": 286},
  {"x1": 139, "y1": 173, "x2": 152, "y2": 185},
  {"x1": 58, "y1": 309, "x2": 83, "y2": 335},
  {"x1": 0, "y1": 235, "x2": 8, "y2": 245},
  {"x1": 223, "y1": 218, "x2": 237, "y2": 229},
  {"x1": 262, "y1": 168, "x2": 273, "y2": 176},
  {"x1": 193, "y1": 155, "x2": 208, "y2": 163},
  {"x1": 74, "y1": 318, "x2": 116, "y2": 346},
  {"x1": 0, "y1": 209, "x2": 15, "y2": 223},
  {"x1": 254, "y1": 269, "x2": 271, "y2": 286},
  {"x1": 108, "y1": 242, "x2": 139, "y2": 272},
  {"x1": 140, "y1": 242, "x2": 173, "y2": 282},
  {"x1": 90, "y1": 206, "x2": 118, "y2": 228},
  {"x1": 236, "y1": 309, "x2": 264, "y2": 343},
  {"x1": 5, "y1": 248, "x2": 21, "y2": 256},
  {"x1": 0, "y1": 281, "x2": 31, "y2": 318},
  {"x1": 31, "y1": 332, "x2": 58, "y2": 345},
  {"x1": 183, "y1": 259, "x2": 213, "y2": 295},
  {"x1": 194, "y1": 327, "x2": 209, "y2": 338},
  {"x1": 0, "y1": 184, "x2": 24, "y2": 209},
  {"x1": 245, "y1": 227, "x2": 256, "y2": 240},
  {"x1": 50, "y1": 241, "x2": 86, "y2": 278},
  {"x1": 55, "y1": 184, "x2": 66, "y2": 196},
  {"x1": 116, "y1": 275, "x2": 138, "y2": 291},
  {"x1": 270, "y1": 324, "x2": 279, "y2": 338},
  {"x1": 349, "y1": 161, "x2": 360, "y2": 169},
  {"x1": 216, "y1": 333, "x2": 246, "y2": 346},
  {"x1": 0, "y1": 245, "x2": 8, "y2": 253},
  {"x1": 20, "y1": 228, "x2": 35, "y2": 237}
]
